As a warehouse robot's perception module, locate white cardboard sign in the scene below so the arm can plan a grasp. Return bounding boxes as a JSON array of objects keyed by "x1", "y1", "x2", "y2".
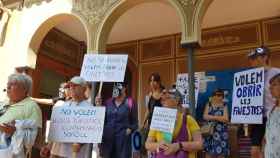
[
  {"x1": 231, "y1": 67, "x2": 264, "y2": 124},
  {"x1": 80, "y1": 54, "x2": 128, "y2": 82},
  {"x1": 48, "y1": 104, "x2": 106, "y2": 143},
  {"x1": 150, "y1": 107, "x2": 177, "y2": 134}
]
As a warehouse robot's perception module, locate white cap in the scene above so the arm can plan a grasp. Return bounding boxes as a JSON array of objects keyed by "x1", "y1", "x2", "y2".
[{"x1": 68, "y1": 76, "x2": 87, "y2": 87}]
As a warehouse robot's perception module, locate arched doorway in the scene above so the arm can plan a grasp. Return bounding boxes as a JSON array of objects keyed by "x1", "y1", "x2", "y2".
[
  {"x1": 101, "y1": 1, "x2": 182, "y2": 125},
  {"x1": 29, "y1": 13, "x2": 88, "y2": 98}
]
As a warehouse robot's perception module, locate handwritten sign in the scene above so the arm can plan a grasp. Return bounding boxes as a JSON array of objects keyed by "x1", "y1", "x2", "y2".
[
  {"x1": 176, "y1": 73, "x2": 201, "y2": 108},
  {"x1": 80, "y1": 54, "x2": 128, "y2": 82},
  {"x1": 0, "y1": 148, "x2": 12, "y2": 158},
  {"x1": 48, "y1": 104, "x2": 105, "y2": 143},
  {"x1": 231, "y1": 67, "x2": 264, "y2": 124},
  {"x1": 150, "y1": 107, "x2": 177, "y2": 142}
]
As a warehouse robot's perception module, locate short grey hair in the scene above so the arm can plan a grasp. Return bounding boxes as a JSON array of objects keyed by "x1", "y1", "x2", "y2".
[{"x1": 8, "y1": 73, "x2": 33, "y2": 95}]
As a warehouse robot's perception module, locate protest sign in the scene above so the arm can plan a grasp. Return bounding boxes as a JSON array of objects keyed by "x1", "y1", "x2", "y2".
[
  {"x1": 80, "y1": 54, "x2": 128, "y2": 82},
  {"x1": 231, "y1": 67, "x2": 264, "y2": 124},
  {"x1": 0, "y1": 148, "x2": 12, "y2": 158},
  {"x1": 48, "y1": 104, "x2": 105, "y2": 143},
  {"x1": 176, "y1": 73, "x2": 201, "y2": 108},
  {"x1": 150, "y1": 107, "x2": 177, "y2": 142}
]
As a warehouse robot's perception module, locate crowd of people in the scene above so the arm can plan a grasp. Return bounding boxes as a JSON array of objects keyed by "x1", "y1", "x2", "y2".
[{"x1": 0, "y1": 46, "x2": 279, "y2": 158}]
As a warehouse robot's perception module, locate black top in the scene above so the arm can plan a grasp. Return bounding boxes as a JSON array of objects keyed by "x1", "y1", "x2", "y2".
[{"x1": 147, "y1": 95, "x2": 162, "y2": 125}]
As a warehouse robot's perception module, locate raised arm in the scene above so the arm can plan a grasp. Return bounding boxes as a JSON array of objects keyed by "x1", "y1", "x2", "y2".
[{"x1": 31, "y1": 97, "x2": 53, "y2": 105}]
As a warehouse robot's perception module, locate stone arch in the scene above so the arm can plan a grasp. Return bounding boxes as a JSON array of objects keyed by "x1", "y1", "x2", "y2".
[
  {"x1": 93, "y1": 0, "x2": 214, "y2": 51},
  {"x1": 94, "y1": 0, "x2": 187, "y2": 51},
  {"x1": 190, "y1": 0, "x2": 213, "y2": 44},
  {"x1": 28, "y1": 13, "x2": 89, "y2": 68}
]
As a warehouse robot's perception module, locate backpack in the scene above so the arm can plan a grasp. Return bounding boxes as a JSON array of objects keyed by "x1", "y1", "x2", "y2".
[
  {"x1": 126, "y1": 97, "x2": 134, "y2": 111},
  {"x1": 106, "y1": 97, "x2": 134, "y2": 110}
]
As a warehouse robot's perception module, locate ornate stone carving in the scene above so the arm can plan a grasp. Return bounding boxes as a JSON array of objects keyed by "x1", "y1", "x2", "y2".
[
  {"x1": 202, "y1": 36, "x2": 241, "y2": 47},
  {"x1": 178, "y1": 0, "x2": 197, "y2": 7},
  {"x1": 23, "y1": 0, "x2": 52, "y2": 8},
  {"x1": 73, "y1": 0, "x2": 119, "y2": 25},
  {"x1": 0, "y1": 3, "x2": 10, "y2": 46}
]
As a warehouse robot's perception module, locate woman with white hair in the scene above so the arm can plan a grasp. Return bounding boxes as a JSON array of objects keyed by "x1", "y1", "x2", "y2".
[{"x1": 0, "y1": 73, "x2": 42, "y2": 157}]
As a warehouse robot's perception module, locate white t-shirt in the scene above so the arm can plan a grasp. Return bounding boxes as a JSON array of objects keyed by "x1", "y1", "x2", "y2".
[
  {"x1": 264, "y1": 67, "x2": 280, "y2": 117},
  {"x1": 51, "y1": 100, "x2": 92, "y2": 158}
]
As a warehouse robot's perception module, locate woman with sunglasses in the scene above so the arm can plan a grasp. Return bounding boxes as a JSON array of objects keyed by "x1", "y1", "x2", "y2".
[
  {"x1": 145, "y1": 86, "x2": 203, "y2": 158},
  {"x1": 203, "y1": 89, "x2": 230, "y2": 158}
]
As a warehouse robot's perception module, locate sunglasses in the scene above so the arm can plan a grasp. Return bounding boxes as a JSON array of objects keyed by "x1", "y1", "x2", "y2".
[
  {"x1": 69, "y1": 84, "x2": 80, "y2": 88},
  {"x1": 162, "y1": 92, "x2": 179, "y2": 100},
  {"x1": 214, "y1": 93, "x2": 224, "y2": 97}
]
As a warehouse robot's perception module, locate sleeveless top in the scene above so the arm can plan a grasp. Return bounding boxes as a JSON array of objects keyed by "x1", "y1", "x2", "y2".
[{"x1": 147, "y1": 95, "x2": 161, "y2": 125}]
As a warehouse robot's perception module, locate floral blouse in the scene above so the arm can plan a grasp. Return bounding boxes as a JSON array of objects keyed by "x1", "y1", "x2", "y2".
[{"x1": 265, "y1": 106, "x2": 280, "y2": 158}]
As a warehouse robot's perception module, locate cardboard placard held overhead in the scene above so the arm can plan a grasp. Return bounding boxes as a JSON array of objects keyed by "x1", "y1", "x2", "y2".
[
  {"x1": 48, "y1": 103, "x2": 106, "y2": 143},
  {"x1": 80, "y1": 54, "x2": 128, "y2": 82},
  {"x1": 231, "y1": 67, "x2": 264, "y2": 124}
]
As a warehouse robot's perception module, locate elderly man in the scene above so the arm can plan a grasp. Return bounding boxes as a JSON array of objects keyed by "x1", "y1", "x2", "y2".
[
  {"x1": 40, "y1": 76, "x2": 91, "y2": 158},
  {"x1": 0, "y1": 73, "x2": 42, "y2": 157}
]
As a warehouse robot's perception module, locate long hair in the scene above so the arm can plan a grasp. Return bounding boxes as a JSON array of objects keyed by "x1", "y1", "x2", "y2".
[{"x1": 148, "y1": 72, "x2": 164, "y2": 90}]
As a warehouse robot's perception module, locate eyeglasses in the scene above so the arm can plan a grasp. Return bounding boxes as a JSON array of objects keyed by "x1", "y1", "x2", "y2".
[{"x1": 162, "y1": 92, "x2": 178, "y2": 100}]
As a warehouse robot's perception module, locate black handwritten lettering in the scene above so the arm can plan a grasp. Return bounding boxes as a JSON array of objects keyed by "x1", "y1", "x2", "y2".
[
  {"x1": 235, "y1": 71, "x2": 263, "y2": 86},
  {"x1": 233, "y1": 106, "x2": 263, "y2": 115}
]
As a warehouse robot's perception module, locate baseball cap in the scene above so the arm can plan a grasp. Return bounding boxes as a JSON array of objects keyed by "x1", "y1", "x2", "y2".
[
  {"x1": 247, "y1": 47, "x2": 269, "y2": 59},
  {"x1": 67, "y1": 76, "x2": 87, "y2": 87}
]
